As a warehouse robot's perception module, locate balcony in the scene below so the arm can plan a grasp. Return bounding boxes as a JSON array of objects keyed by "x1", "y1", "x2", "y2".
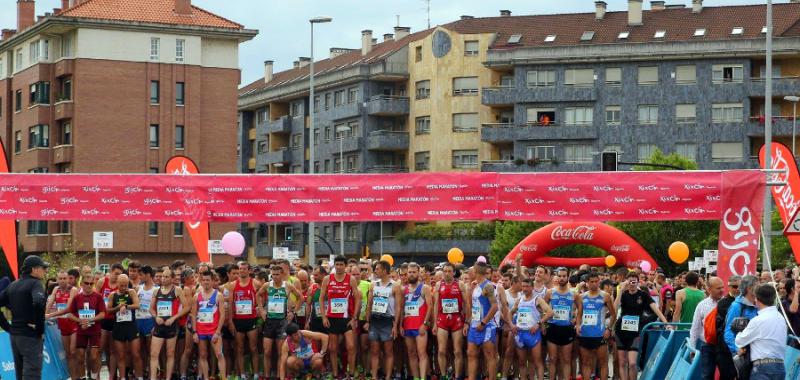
[
  {"x1": 54, "y1": 101, "x2": 73, "y2": 120},
  {"x1": 328, "y1": 102, "x2": 361, "y2": 121},
  {"x1": 481, "y1": 86, "x2": 514, "y2": 106},
  {"x1": 746, "y1": 115, "x2": 796, "y2": 136},
  {"x1": 262, "y1": 116, "x2": 292, "y2": 135},
  {"x1": 258, "y1": 148, "x2": 292, "y2": 166},
  {"x1": 365, "y1": 95, "x2": 410, "y2": 116},
  {"x1": 748, "y1": 76, "x2": 800, "y2": 97},
  {"x1": 335, "y1": 137, "x2": 363, "y2": 153},
  {"x1": 366, "y1": 130, "x2": 409, "y2": 151},
  {"x1": 482, "y1": 85, "x2": 597, "y2": 106},
  {"x1": 27, "y1": 147, "x2": 50, "y2": 167},
  {"x1": 366, "y1": 165, "x2": 409, "y2": 173},
  {"x1": 481, "y1": 122, "x2": 598, "y2": 143},
  {"x1": 52, "y1": 145, "x2": 73, "y2": 164},
  {"x1": 54, "y1": 59, "x2": 74, "y2": 77}
]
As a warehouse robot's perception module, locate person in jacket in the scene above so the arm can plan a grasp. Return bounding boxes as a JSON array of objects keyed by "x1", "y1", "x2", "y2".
[{"x1": 723, "y1": 275, "x2": 759, "y2": 357}]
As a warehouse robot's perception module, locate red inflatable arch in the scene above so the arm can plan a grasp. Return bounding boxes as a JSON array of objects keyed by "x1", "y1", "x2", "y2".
[{"x1": 501, "y1": 222, "x2": 657, "y2": 269}]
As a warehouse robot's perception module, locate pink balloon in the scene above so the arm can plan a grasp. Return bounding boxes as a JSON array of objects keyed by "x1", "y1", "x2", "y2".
[
  {"x1": 222, "y1": 231, "x2": 245, "y2": 257},
  {"x1": 477, "y1": 256, "x2": 487, "y2": 264},
  {"x1": 639, "y1": 261, "x2": 652, "y2": 273}
]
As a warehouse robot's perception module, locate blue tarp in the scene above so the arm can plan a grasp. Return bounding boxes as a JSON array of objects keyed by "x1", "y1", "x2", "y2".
[{"x1": 0, "y1": 322, "x2": 69, "y2": 380}]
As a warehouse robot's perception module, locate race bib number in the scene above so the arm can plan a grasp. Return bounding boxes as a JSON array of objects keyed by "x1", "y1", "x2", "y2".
[
  {"x1": 313, "y1": 302, "x2": 321, "y2": 316},
  {"x1": 56, "y1": 303, "x2": 68, "y2": 319},
  {"x1": 197, "y1": 308, "x2": 214, "y2": 324},
  {"x1": 296, "y1": 302, "x2": 306, "y2": 317},
  {"x1": 267, "y1": 299, "x2": 285, "y2": 314},
  {"x1": 116, "y1": 309, "x2": 132, "y2": 323},
  {"x1": 136, "y1": 299, "x2": 152, "y2": 319},
  {"x1": 553, "y1": 306, "x2": 570, "y2": 321},
  {"x1": 235, "y1": 300, "x2": 253, "y2": 315},
  {"x1": 582, "y1": 312, "x2": 598, "y2": 326},
  {"x1": 157, "y1": 301, "x2": 173, "y2": 318},
  {"x1": 442, "y1": 299, "x2": 459, "y2": 314},
  {"x1": 79, "y1": 309, "x2": 95, "y2": 320},
  {"x1": 297, "y1": 344, "x2": 314, "y2": 359},
  {"x1": 517, "y1": 306, "x2": 534, "y2": 329},
  {"x1": 471, "y1": 305, "x2": 482, "y2": 322},
  {"x1": 404, "y1": 300, "x2": 420, "y2": 317},
  {"x1": 621, "y1": 315, "x2": 640, "y2": 332},
  {"x1": 372, "y1": 298, "x2": 388, "y2": 314},
  {"x1": 330, "y1": 298, "x2": 348, "y2": 314}
]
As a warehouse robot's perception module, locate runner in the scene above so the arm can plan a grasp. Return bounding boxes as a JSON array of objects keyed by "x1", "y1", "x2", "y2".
[
  {"x1": 510, "y1": 277, "x2": 553, "y2": 380},
  {"x1": 575, "y1": 272, "x2": 616, "y2": 380},
  {"x1": 99, "y1": 263, "x2": 124, "y2": 380},
  {"x1": 294, "y1": 269, "x2": 311, "y2": 328},
  {"x1": 107, "y1": 274, "x2": 142, "y2": 380},
  {"x1": 178, "y1": 268, "x2": 197, "y2": 380},
  {"x1": 365, "y1": 259, "x2": 402, "y2": 380},
  {"x1": 544, "y1": 267, "x2": 580, "y2": 380},
  {"x1": 500, "y1": 273, "x2": 521, "y2": 380},
  {"x1": 68, "y1": 271, "x2": 107, "y2": 380},
  {"x1": 356, "y1": 260, "x2": 373, "y2": 374},
  {"x1": 148, "y1": 268, "x2": 189, "y2": 380},
  {"x1": 279, "y1": 323, "x2": 328, "y2": 379},
  {"x1": 432, "y1": 262, "x2": 467, "y2": 380},
  {"x1": 136, "y1": 265, "x2": 158, "y2": 378},
  {"x1": 45, "y1": 270, "x2": 79, "y2": 380},
  {"x1": 401, "y1": 263, "x2": 433, "y2": 380},
  {"x1": 191, "y1": 271, "x2": 226, "y2": 380},
  {"x1": 257, "y1": 264, "x2": 304, "y2": 379},
  {"x1": 306, "y1": 265, "x2": 327, "y2": 333},
  {"x1": 466, "y1": 261, "x2": 499, "y2": 380},
  {"x1": 320, "y1": 255, "x2": 362, "y2": 379},
  {"x1": 227, "y1": 261, "x2": 262, "y2": 380}
]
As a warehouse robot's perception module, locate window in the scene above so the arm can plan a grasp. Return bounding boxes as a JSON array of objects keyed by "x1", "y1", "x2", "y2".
[
  {"x1": 732, "y1": 27, "x2": 744, "y2": 35},
  {"x1": 334, "y1": 123, "x2": 347, "y2": 139},
  {"x1": 149, "y1": 167, "x2": 159, "y2": 174},
  {"x1": 56, "y1": 221, "x2": 70, "y2": 234},
  {"x1": 638, "y1": 105, "x2": 659, "y2": 124},
  {"x1": 637, "y1": 144, "x2": 658, "y2": 162},
  {"x1": 452, "y1": 150, "x2": 478, "y2": 169},
  {"x1": 324, "y1": 159, "x2": 330, "y2": 173},
  {"x1": 14, "y1": 90, "x2": 22, "y2": 112},
  {"x1": 675, "y1": 143, "x2": 697, "y2": 161},
  {"x1": 291, "y1": 134, "x2": 302, "y2": 149},
  {"x1": 464, "y1": 40, "x2": 479, "y2": 56},
  {"x1": 564, "y1": 144, "x2": 593, "y2": 163},
  {"x1": 508, "y1": 34, "x2": 523, "y2": 44},
  {"x1": 29, "y1": 167, "x2": 48, "y2": 173},
  {"x1": 324, "y1": 126, "x2": 331, "y2": 142},
  {"x1": 500, "y1": 75, "x2": 514, "y2": 87},
  {"x1": 564, "y1": 107, "x2": 593, "y2": 126},
  {"x1": 290, "y1": 165, "x2": 302, "y2": 174},
  {"x1": 291, "y1": 102, "x2": 301, "y2": 116},
  {"x1": 324, "y1": 93, "x2": 330, "y2": 110},
  {"x1": 15, "y1": 48, "x2": 22, "y2": 70},
  {"x1": 618, "y1": 31, "x2": 630, "y2": 39},
  {"x1": 175, "y1": 82, "x2": 185, "y2": 105},
  {"x1": 347, "y1": 87, "x2": 358, "y2": 103},
  {"x1": 14, "y1": 131, "x2": 21, "y2": 153},
  {"x1": 173, "y1": 222, "x2": 184, "y2": 236},
  {"x1": 314, "y1": 161, "x2": 320, "y2": 173},
  {"x1": 175, "y1": 39, "x2": 185, "y2": 62},
  {"x1": 581, "y1": 31, "x2": 595, "y2": 41},
  {"x1": 638, "y1": 66, "x2": 658, "y2": 85},
  {"x1": 150, "y1": 81, "x2": 159, "y2": 104},
  {"x1": 654, "y1": 30, "x2": 666, "y2": 39},
  {"x1": 346, "y1": 224, "x2": 358, "y2": 241},
  {"x1": 712, "y1": 103, "x2": 744, "y2": 123},
  {"x1": 148, "y1": 222, "x2": 158, "y2": 236},
  {"x1": 333, "y1": 90, "x2": 344, "y2": 106},
  {"x1": 61, "y1": 34, "x2": 72, "y2": 57},
  {"x1": 605, "y1": 106, "x2": 621, "y2": 125},
  {"x1": 415, "y1": 151, "x2": 430, "y2": 171},
  {"x1": 527, "y1": 146, "x2": 555, "y2": 161},
  {"x1": 29, "y1": 41, "x2": 39, "y2": 63},
  {"x1": 346, "y1": 155, "x2": 356, "y2": 172},
  {"x1": 27, "y1": 221, "x2": 47, "y2": 236},
  {"x1": 323, "y1": 226, "x2": 331, "y2": 240},
  {"x1": 347, "y1": 121, "x2": 359, "y2": 137},
  {"x1": 526, "y1": 70, "x2": 555, "y2": 87},
  {"x1": 675, "y1": 65, "x2": 696, "y2": 84},
  {"x1": 333, "y1": 158, "x2": 341, "y2": 173},
  {"x1": 149, "y1": 124, "x2": 159, "y2": 148},
  {"x1": 606, "y1": 68, "x2": 622, "y2": 85},
  {"x1": 693, "y1": 29, "x2": 706, "y2": 37},
  {"x1": 29, "y1": 82, "x2": 50, "y2": 105},
  {"x1": 415, "y1": 116, "x2": 431, "y2": 135},
  {"x1": 676, "y1": 104, "x2": 697, "y2": 123},
  {"x1": 564, "y1": 69, "x2": 594, "y2": 86},
  {"x1": 527, "y1": 108, "x2": 556, "y2": 125},
  {"x1": 313, "y1": 129, "x2": 320, "y2": 145},
  {"x1": 544, "y1": 35, "x2": 556, "y2": 42},
  {"x1": 415, "y1": 46, "x2": 422, "y2": 62},
  {"x1": 257, "y1": 140, "x2": 267, "y2": 154},
  {"x1": 59, "y1": 77, "x2": 72, "y2": 101},
  {"x1": 28, "y1": 125, "x2": 49, "y2": 148},
  {"x1": 60, "y1": 121, "x2": 71, "y2": 145},
  {"x1": 711, "y1": 142, "x2": 743, "y2": 162},
  {"x1": 453, "y1": 113, "x2": 479, "y2": 132},
  {"x1": 150, "y1": 37, "x2": 160, "y2": 60},
  {"x1": 712, "y1": 64, "x2": 744, "y2": 83},
  {"x1": 453, "y1": 77, "x2": 479, "y2": 96},
  {"x1": 761, "y1": 26, "x2": 768, "y2": 34},
  {"x1": 415, "y1": 80, "x2": 430, "y2": 99},
  {"x1": 175, "y1": 125, "x2": 184, "y2": 149}
]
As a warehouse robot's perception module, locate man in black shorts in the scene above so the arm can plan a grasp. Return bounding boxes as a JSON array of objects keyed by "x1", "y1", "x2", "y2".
[
  {"x1": 320, "y1": 256, "x2": 362, "y2": 379},
  {"x1": 575, "y1": 272, "x2": 616, "y2": 380},
  {"x1": 545, "y1": 267, "x2": 581, "y2": 380}
]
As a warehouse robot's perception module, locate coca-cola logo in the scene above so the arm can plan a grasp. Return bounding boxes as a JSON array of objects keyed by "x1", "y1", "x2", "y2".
[
  {"x1": 40, "y1": 186, "x2": 57, "y2": 193},
  {"x1": 550, "y1": 225, "x2": 596, "y2": 241},
  {"x1": 19, "y1": 197, "x2": 39, "y2": 204},
  {"x1": 638, "y1": 185, "x2": 658, "y2": 191},
  {"x1": 123, "y1": 209, "x2": 143, "y2": 216},
  {"x1": 102, "y1": 197, "x2": 121, "y2": 204},
  {"x1": 610, "y1": 244, "x2": 630, "y2": 252},
  {"x1": 0, "y1": 208, "x2": 18, "y2": 215},
  {"x1": 548, "y1": 210, "x2": 568, "y2": 216},
  {"x1": 593, "y1": 209, "x2": 613, "y2": 216},
  {"x1": 504, "y1": 186, "x2": 523, "y2": 193},
  {"x1": 81, "y1": 209, "x2": 100, "y2": 216},
  {"x1": 519, "y1": 244, "x2": 538, "y2": 252},
  {"x1": 659, "y1": 195, "x2": 681, "y2": 202},
  {"x1": 124, "y1": 186, "x2": 142, "y2": 194},
  {"x1": 165, "y1": 210, "x2": 185, "y2": 217},
  {"x1": 0, "y1": 186, "x2": 19, "y2": 192},
  {"x1": 615, "y1": 196, "x2": 635, "y2": 203},
  {"x1": 504, "y1": 210, "x2": 523, "y2": 217}
]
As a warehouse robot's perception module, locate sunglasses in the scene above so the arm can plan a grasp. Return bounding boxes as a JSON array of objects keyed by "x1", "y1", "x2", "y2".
[
  {"x1": 360, "y1": 268, "x2": 369, "y2": 272},
  {"x1": 83, "y1": 281, "x2": 94, "y2": 285},
  {"x1": 729, "y1": 284, "x2": 739, "y2": 288}
]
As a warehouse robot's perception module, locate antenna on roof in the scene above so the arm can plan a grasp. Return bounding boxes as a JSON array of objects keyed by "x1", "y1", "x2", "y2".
[{"x1": 425, "y1": 0, "x2": 431, "y2": 29}]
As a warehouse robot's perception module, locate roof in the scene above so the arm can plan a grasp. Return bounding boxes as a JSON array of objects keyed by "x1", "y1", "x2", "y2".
[{"x1": 59, "y1": 0, "x2": 243, "y2": 29}]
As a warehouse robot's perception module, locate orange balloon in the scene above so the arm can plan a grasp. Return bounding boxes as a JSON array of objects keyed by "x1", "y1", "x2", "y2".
[
  {"x1": 380, "y1": 254, "x2": 394, "y2": 266},
  {"x1": 668, "y1": 241, "x2": 690, "y2": 264},
  {"x1": 605, "y1": 255, "x2": 617, "y2": 267},
  {"x1": 448, "y1": 248, "x2": 464, "y2": 264}
]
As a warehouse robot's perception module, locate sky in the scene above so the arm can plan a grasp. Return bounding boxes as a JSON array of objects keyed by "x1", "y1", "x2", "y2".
[{"x1": 2, "y1": 0, "x2": 769, "y2": 86}]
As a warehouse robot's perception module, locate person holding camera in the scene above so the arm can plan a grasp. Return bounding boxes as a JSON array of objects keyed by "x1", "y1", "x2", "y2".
[{"x1": 734, "y1": 284, "x2": 787, "y2": 380}]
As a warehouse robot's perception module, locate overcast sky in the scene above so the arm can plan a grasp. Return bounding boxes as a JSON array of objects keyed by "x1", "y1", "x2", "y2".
[{"x1": 4, "y1": 0, "x2": 767, "y2": 85}]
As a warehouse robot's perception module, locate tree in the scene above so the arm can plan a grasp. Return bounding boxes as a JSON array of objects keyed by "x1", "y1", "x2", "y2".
[
  {"x1": 489, "y1": 221, "x2": 545, "y2": 265},
  {"x1": 632, "y1": 149, "x2": 699, "y2": 171}
]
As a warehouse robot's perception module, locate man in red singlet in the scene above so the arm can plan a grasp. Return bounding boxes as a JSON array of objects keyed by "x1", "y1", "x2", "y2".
[
  {"x1": 402, "y1": 262, "x2": 433, "y2": 380},
  {"x1": 227, "y1": 261, "x2": 262, "y2": 380},
  {"x1": 46, "y1": 270, "x2": 80, "y2": 380},
  {"x1": 433, "y1": 262, "x2": 467, "y2": 380},
  {"x1": 320, "y1": 255, "x2": 362, "y2": 379},
  {"x1": 191, "y1": 271, "x2": 226, "y2": 380},
  {"x1": 98, "y1": 263, "x2": 123, "y2": 379}
]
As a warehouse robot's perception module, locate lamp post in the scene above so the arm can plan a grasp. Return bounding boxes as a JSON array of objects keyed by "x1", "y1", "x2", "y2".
[
  {"x1": 764, "y1": 0, "x2": 774, "y2": 271},
  {"x1": 308, "y1": 16, "x2": 332, "y2": 265},
  {"x1": 785, "y1": 95, "x2": 799, "y2": 156},
  {"x1": 336, "y1": 125, "x2": 351, "y2": 257}
]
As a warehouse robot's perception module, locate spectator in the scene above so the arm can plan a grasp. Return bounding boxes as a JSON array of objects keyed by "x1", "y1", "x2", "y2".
[
  {"x1": 786, "y1": 278, "x2": 800, "y2": 349},
  {"x1": 673, "y1": 271, "x2": 704, "y2": 325},
  {"x1": 723, "y1": 275, "x2": 759, "y2": 356},
  {"x1": 715, "y1": 276, "x2": 741, "y2": 380},
  {"x1": 735, "y1": 284, "x2": 787, "y2": 380},
  {"x1": 656, "y1": 273, "x2": 675, "y2": 321},
  {"x1": 688, "y1": 277, "x2": 724, "y2": 380}
]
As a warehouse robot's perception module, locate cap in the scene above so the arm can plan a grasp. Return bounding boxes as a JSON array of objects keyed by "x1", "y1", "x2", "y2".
[{"x1": 22, "y1": 255, "x2": 50, "y2": 270}]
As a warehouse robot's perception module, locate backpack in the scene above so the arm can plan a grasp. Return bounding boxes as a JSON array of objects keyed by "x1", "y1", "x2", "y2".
[{"x1": 703, "y1": 306, "x2": 718, "y2": 344}]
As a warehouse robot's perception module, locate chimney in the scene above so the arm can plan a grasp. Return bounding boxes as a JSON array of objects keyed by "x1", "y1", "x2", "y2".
[
  {"x1": 361, "y1": 30, "x2": 372, "y2": 55},
  {"x1": 628, "y1": 0, "x2": 643, "y2": 26},
  {"x1": 298, "y1": 57, "x2": 311, "y2": 68},
  {"x1": 692, "y1": 0, "x2": 702, "y2": 13},
  {"x1": 460, "y1": 15, "x2": 474, "y2": 20},
  {"x1": 1, "y1": 29, "x2": 16, "y2": 40},
  {"x1": 293, "y1": 61, "x2": 299, "y2": 69},
  {"x1": 394, "y1": 26, "x2": 410, "y2": 40},
  {"x1": 174, "y1": 0, "x2": 192, "y2": 15},
  {"x1": 595, "y1": 1, "x2": 607, "y2": 20},
  {"x1": 61, "y1": 0, "x2": 69, "y2": 10},
  {"x1": 500, "y1": 10, "x2": 511, "y2": 17},
  {"x1": 650, "y1": 1, "x2": 665, "y2": 10},
  {"x1": 329, "y1": 47, "x2": 354, "y2": 58},
  {"x1": 263, "y1": 60, "x2": 273, "y2": 83},
  {"x1": 17, "y1": 0, "x2": 35, "y2": 32},
  {"x1": 371, "y1": 38, "x2": 377, "y2": 46},
  {"x1": 37, "y1": 16, "x2": 44, "y2": 22},
  {"x1": 383, "y1": 33, "x2": 394, "y2": 42}
]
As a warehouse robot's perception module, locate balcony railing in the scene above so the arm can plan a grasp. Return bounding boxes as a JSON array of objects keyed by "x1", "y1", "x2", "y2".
[
  {"x1": 365, "y1": 95, "x2": 410, "y2": 115},
  {"x1": 367, "y1": 130, "x2": 409, "y2": 151},
  {"x1": 367, "y1": 165, "x2": 409, "y2": 173}
]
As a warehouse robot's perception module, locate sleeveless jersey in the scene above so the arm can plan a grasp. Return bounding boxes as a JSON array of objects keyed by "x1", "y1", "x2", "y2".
[
  {"x1": 358, "y1": 280, "x2": 371, "y2": 320},
  {"x1": 54, "y1": 286, "x2": 77, "y2": 332},
  {"x1": 196, "y1": 290, "x2": 220, "y2": 335},
  {"x1": 287, "y1": 335, "x2": 317, "y2": 360},
  {"x1": 402, "y1": 283, "x2": 427, "y2": 330},
  {"x1": 266, "y1": 281, "x2": 289, "y2": 320},
  {"x1": 308, "y1": 283, "x2": 322, "y2": 319},
  {"x1": 154, "y1": 286, "x2": 181, "y2": 319},
  {"x1": 580, "y1": 292, "x2": 607, "y2": 338},
  {"x1": 470, "y1": 279, "x2": 499, "y2": 328},
  {"x1": 137, "y1": 284, "x2": 157, "y2": 320},
  {"x1": 513, "y1": 296, "x2": 541, "y2": 330},
  {"x1": 437, "y1": 281, "x2": 463, "y2": 316},
  {"x1": 112, "y1": 291, "x2": 135, "y2": 324},
  {"x1": 232, "y1": 279, "x2": 257, "y2": 319},
  {"x1": 549, "y1": 288, "x2": 575, "y2": 327},
  {"x1": 532, "y1": 285, "x2": 547, "y2": 301},
  {"x1": 326, "y1": 273, "x2": 354, "y2": 318},
  {"x1": 99, "y1": 277, "x2": 117, "y2": 320},
  {"x1": 371, "y1": 280, "x2": 395, "y2": 319}
]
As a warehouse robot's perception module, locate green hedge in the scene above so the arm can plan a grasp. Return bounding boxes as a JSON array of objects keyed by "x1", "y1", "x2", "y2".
[{"x1": 396, "y1": 223, "x2": 495, "y2": 243}]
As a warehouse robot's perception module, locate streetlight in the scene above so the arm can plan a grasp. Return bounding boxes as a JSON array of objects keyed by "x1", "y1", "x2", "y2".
[
  {"x1": 308, "y1": 16, "x2": 332, "y2": 265},
  {"x1": 785, "y1": 95, "x2": 799, "y2": 156},
  {"x1": 336, "y1": 125, "x2": 351, "y2": 257}
]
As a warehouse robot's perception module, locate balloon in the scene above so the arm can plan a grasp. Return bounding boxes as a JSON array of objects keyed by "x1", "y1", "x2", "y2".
[
  {"x1": 639, "y1": 261, "x2": 652, "y2": 273},
  {"x1": 477, "y1": 256, "x2": 487, "y2": 264},
  {"x1": 222, "y1": 231, "x2": 245, "y2": 257},
  {"x1": 668, "y1": 241, "x2": 690, "y2": 264},
  {"x1": 604, "y1": 255, "x2": 616, "y2": 267},
  {"x1": 447, "y1": 248, "x2": 464, "y2": 264},
  {"x1": 380, "y1": 254, "x2": 394, "y2": 266}
]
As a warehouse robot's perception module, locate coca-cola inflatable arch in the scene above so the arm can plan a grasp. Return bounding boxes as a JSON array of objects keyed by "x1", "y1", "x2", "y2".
[{"x1": 501, "y1": 222, "x2": 657, "y2": 269}]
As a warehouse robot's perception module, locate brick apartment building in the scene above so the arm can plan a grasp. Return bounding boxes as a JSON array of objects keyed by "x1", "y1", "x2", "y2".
[{"x1": 0, "y1": 0, "x2": 256, "y2": 267}]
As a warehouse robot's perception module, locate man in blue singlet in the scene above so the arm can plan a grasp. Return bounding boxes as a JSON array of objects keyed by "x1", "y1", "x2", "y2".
[
  {"x1": 575, "y1": 271, "x2": 616, "y2": 380},
  {"x1": 466, "y1": 261, "x2": 499, "y2": 380}
]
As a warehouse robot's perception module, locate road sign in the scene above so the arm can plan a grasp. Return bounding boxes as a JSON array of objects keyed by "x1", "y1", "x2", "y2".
[
  {"x1": 208, "y1": 240, "x2": 224, "y2": 255},
  {"x1": 707, "y1": 264, "x2": 717, "y2": 274},
  {"x1": 785, "y1": 208, "x2": 800, "y2": 235},
  {"x1": 273, "y1": 247, "x2": 289, "y2": 259},
  {"x1": 287, "y1": 251, "x2": 300, "y2": 261},
  {"x1": 703, "y1": 249, "x2": 718, "y2": 263},
  {"x1": 93, "y1": 231, "x2": 113, "y2": 249}
]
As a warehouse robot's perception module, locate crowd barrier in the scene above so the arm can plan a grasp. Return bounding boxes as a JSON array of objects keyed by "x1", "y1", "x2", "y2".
[
  {"x1": 0, "y1": 322, "x2": 69, "y2": 380},
  {"x1": 664, "y1": 337, "x2": 701, "y2": 379},
  {"x1": 638, "y1": 322, "x2": 691, "y2": 380},
  {"x1": 786, "y1": 335, "x2": 800, "y2": 380}
]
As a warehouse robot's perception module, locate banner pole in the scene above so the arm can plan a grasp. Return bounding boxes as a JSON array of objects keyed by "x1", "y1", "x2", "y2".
[{"x1": 95, "y1": 247, "x2": 99, "y2": 270}]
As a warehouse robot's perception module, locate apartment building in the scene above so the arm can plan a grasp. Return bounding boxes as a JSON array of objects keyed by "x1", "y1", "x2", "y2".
[{"x1": 0, "y1": 0, "x2": 256, "y2": 266}]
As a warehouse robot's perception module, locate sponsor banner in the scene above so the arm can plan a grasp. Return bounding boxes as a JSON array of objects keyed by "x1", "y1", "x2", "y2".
[
  {"x1": 0, "y1": 323, "x2": 69, "y2": 380},
  {"x1": 759, "y1": 142, "x2": 800, "y2": 264},
  {"x1": 0, "y1": 139, "x2": 18, "y2": 278},
  {"x1": 717, "y1": 170, "x2": 765, "y2": 288},
  {"x1": 166, "y1": 156, "x2": 210, "y2": 263}
]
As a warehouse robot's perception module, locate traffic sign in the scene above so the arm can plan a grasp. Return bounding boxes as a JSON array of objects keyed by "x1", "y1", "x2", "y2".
[
  {"x1": 784, "y1": 208, "x2": 800, "y2": 235},
  {"x1": 273, "y1": 247, "x2": 289, "y2": 259},
  {"x1": 703, "y1": 249, "x2": 718, "y2": 263},
  {"x1": 208, "y1": 240, "x2": 224, "y2": 255},
  {"x1": 93, "y1": 231, "x2": 113, "y2": 249}
]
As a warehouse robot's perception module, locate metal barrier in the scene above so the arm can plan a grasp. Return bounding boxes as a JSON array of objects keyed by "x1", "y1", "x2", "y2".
[
  {"x1": 638, "y1": 322, "x2": 692, "y2": 380},
  {"x1": 665, "y1": 337, "x2": 701, "y2": 380},
  {"x1": 786, "y1": 335, "x2": 800, "y2": 380}
]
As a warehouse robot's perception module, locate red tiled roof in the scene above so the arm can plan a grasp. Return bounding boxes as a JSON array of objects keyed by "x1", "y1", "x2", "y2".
[{"x1": 59, "y1": 0, "x2": 243, "y2": 29}]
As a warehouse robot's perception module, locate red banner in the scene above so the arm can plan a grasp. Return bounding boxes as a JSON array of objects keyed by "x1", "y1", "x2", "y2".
[
  {"x1": 0, "y1": 141, "x2": 17, "y2": 278},
  {"x1": 165, "y1": 156, "x2": 210, "y2": 264},
  {"x1": 717, "y1": 170, "x2": 765, "y2": 283},
  {"x1": 759, "y1": 142, "x2": 800, "y2": 264}
]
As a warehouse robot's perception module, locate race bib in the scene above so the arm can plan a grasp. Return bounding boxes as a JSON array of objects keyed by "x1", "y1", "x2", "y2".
[
  {"x1": 582, "y1": 311, "x2": 598, "y2": 326},
  {"x1": 197, "y1": 308, "x2": 214, "y2": 324},
  {"x1": 553, "y1": 306, "x2": 570, "y2": 321},
  {"x1": 404, "y1": 300, "x2": 420, "y2": 317},
  {"x1": 235, "y1": 300, "x2": 253, "y2": 315},
  {"x1": 296, "y1": 302, "x2": 306, "y2": 317},
  {"x1": 297, "y1": 343, "x2": 314, "y2": 359},
  {"x1": 313, "y1": 302, "x2": 321, "y2": 316},
  {"x1": 116, "y1": 309, "x2": 132, "y2": 323},
  {"x1": 621, "y1": 315, "x2": 640, "y2": 332},
  {"x1": 442, "y1": 299, "x2": 459, "y2": 314},
  {"x1": 136, "y1": 299, "x2": 152, "y2": 319},
  {"x1": 157, "y1": 301, "x2": 173, "y2": 318},
  {"x1": 330, "y1": 298, "x2": 347, "y2": 314},
  {"x1": 56, "y1": 303, "x2": 68, "y2": 319},
  {"x1": 471, "y1": 305, "x2": 482, "y2": 322},
  {"x1": 79, "y1": 309, "x2": 95, "y2": 320},
  {"x1": 267, "y1": 299, "x2": 285, "y2": 314},
  {"x1": 372, "y1": 298, "x2": 388, "y2": 314},
  {"x1": 517, "y1": 306, "x2": 534, "y2": 329}
]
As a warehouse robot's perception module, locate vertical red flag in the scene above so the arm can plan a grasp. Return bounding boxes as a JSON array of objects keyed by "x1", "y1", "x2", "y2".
[
  {"x1": 165, "y1": 156, "x2": 210, "y2": 263},
  {"x1": 0, "y1": 140, "x2": 18, "y2": 278},
  {"x1": 717, "y1": 170, "x2": 766, "y2": 287},
  {"x1": 759, "y1": 142, "x2": 800, "y2": 264}
]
